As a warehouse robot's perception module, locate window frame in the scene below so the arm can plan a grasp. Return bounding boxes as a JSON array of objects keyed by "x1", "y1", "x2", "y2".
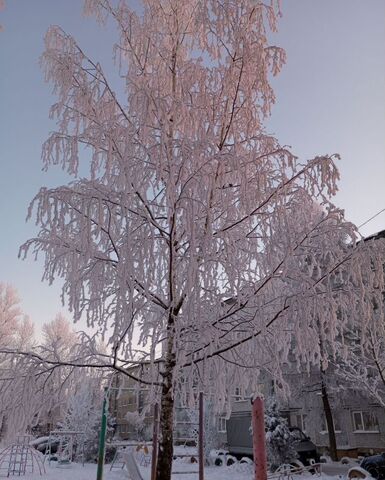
[
  {"x1": 232, "y1": 386, "x2": 246, "y2": 402},
  {"x1": 291, "y1": 412, "x2": 307, "y2": 433},
  {"x1": 218, "y1": 416, "x2": 227, "y2": 433},
  {"x1": 320, "y1": 414, "x2": 342, "y2": 435},
  {"x1": 352, "y1": 411, "x2": 380, "y2": 433}
]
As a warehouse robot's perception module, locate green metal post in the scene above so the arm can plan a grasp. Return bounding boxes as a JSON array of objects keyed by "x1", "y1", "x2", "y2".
[{"x1": 96, "y1": 387, "x2": 108, "y2": 480}]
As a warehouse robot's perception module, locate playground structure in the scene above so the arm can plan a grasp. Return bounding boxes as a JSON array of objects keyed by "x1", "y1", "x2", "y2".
[
  {"x1": 101, "y1": 390, "x2": 202, "y2": 480},
  {"x1": 46, "y1": 430, "x2": 85, "y2": 467},
  {"x1": 110, "y1": 446, "x2": 128, "y2": 472},
  {"x1": 0, "y1": 435, "x2": 45, "y2": 477},
  {"x1": 110, "y1": 443, "x2": 151, "y2": 472},
  {"x1": 99, "y1": 386, "x2": 268, "y2": 480}
]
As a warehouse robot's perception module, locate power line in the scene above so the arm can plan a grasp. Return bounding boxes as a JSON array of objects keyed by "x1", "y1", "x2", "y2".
[{"x1": 358, "y1": 208, "x2": 385, "y2": 229}]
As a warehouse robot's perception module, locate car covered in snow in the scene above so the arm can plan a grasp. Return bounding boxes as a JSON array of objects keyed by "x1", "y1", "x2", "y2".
[
  {"x1": 288, "y1": 427, "x2": 320, "y2": 466},
  {"x1": 30, "y1": 436, "x2": 60, "y2": 454},
  {"x1": 226, "y1": 413, "x2": 319, "y2": 466},
  {"x1": 360, "y1": 453, "x2": 385, "y2": 480}
]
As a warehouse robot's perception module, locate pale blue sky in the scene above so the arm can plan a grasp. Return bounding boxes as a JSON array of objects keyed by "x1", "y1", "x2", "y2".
[{"x1": 0, "y1": 1, "x2": 384, "y2": 331}]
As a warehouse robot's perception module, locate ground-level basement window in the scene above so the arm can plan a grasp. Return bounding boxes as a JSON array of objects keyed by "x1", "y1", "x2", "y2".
[{"x1": 352, "y1": 411, "x2": 379, "y2": 432}]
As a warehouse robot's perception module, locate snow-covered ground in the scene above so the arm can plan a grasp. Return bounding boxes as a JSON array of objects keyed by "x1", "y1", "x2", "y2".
[
  {"x1": 1, "y1": 444, "x2": 355, "y2": 480},
  {"x1": 14, "y1": 460, "x2": 351, "y2": 480}
]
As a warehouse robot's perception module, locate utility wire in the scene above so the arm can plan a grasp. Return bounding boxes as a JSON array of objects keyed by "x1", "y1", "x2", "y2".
[{"x1": 358, "y1": 208, "x2": 385, "y2": 230}]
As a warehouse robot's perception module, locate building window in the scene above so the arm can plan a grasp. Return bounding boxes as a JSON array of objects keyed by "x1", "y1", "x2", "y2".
[
  {"x1": 280, "y1": 411, "x2": 290, "y2": 425},
  {"x1": 291, "y1": 413, "x2": 307, "y2": 433},
  {"x1": 180, "y1": 390, "x2": 199, "y2": 408},
  {"x1": 120, "y1": 390, "x2": 137, "y2": 407},
  {"x1": 320, "y1": 414, "x2": 342, "y2": 434},
  {"x1": 180, "y1": 393, "x2": 189, "y2": 408},
  {"x1": 119, "y1": 424, "x2": 127, "y2": 434},
  {"x1": 139, "y1": 390, "x2": 148, "y2": 407},
  {"x1": 218, "y1": 416, "x2": 227, "y2": 433},
  {"x1": 233, "y1": 387, "x2": 245, "y2": 402},
  {"x1": 352, "y1": 411, "x2": 379, "y2": 432}
]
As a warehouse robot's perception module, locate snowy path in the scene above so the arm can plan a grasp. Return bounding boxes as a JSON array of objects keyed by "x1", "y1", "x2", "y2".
[{"x1": 18, "y1": 461, "x2": 347, "y2": 480}]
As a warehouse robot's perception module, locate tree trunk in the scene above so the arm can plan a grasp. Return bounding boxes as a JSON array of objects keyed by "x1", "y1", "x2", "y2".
[
  {"x1": 156, "y1": 378, "x2": 175, "y2": 480},
  {"x1": 156, "y1": 313, "x2": 176, "y2": 480},
  {"x1": 318, "y1": 325, "x2": 338, "y2": 462},
  {"x1": 321, "y1": 379, "x2": 338, "y2": 461}
]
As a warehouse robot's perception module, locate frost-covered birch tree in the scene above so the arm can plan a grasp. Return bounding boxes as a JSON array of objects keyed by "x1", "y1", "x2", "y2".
[
  {"x1": 336, "y1": 325, "x2": 385, "y2": 408},
  {"x1": 0, "y1": 283, "x2": 36, "y2": 439},
  {"x1": 38, "y1": 315, "x2": 79, "y2": 430},
  {"x1": 0, "y1": 313, "x2": 106, "y2": 441},
  {"x1": 334, "y1": 232, "x2": 385, "y2": 407},
  {"x1": 265, "y1": 399, "x2": 297, "y2": 470},
  {"x1": 0, "y1": 283, "x2": 32, "y2": 349},
  {"x1": 16, "y1": 1, "x2": 384, "y2": 478},
  {"x1": 63, "y1": 373, "x2": 104, "y2": 461}
]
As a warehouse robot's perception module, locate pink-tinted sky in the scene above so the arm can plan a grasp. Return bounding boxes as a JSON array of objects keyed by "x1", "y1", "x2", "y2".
[{"x1": 0, "y1": 1, "x2": 384, "y2": 331}]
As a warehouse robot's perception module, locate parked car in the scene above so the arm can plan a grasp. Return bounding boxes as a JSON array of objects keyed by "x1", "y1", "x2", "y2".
[
  {"x1": 360, "y1": 453, "x2": 385, "y2": 480},
  {"x1": 30, "y1": 436, "x2": 60, "y2": 455},
  {"x1": 226, "y1": 413, "x2": 319, "y2": 466},
  {"x1": 288, "y1": 427, "x2": 320, "y2": 466}
]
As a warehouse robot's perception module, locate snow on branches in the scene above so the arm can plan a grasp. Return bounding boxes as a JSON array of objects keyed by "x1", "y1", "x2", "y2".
[
  {"x1": 0, "y1": 283, "x2": 33, "y2": 350},
  {"x1": 14, "y1": 1, "x2": 384, "y2": 478},
  {"x1": 0, "y1": 314, "x2": 109, "y2": 443},
  {"x1": 333, "y1": 232, "x2": 385, "y2": 407}
]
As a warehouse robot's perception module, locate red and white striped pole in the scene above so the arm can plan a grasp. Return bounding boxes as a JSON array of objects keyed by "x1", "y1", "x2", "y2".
[{"x1": 251, "y1": 396, "x2": 267, "y2": 480}]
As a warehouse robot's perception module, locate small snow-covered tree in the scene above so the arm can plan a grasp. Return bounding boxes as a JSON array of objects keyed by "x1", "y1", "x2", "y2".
[
  {"x1": 14, "y1": 1, "x2": 384, "y2": 479},
  {"x1": 265, "y1": 399, "x2": 297, "y2": 470},
  {"x1": 63, "y1": 374, "x2": 103, "y2": 460},
  {"x1": 36, "y1": 314, "x2": 79, "y2": 430},
  {"x1": 0, "y1": 313, "x2": 107, "y2": 442}
]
